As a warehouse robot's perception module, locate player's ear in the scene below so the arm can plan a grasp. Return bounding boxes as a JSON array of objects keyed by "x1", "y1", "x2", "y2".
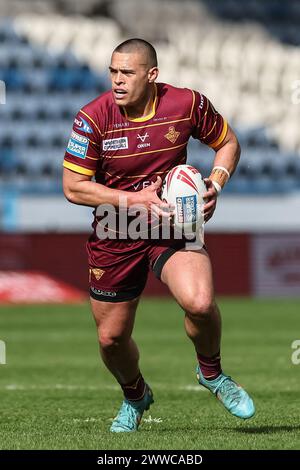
[{"x1": 148, "y1": 67, "x2": 159, "y2": 83}]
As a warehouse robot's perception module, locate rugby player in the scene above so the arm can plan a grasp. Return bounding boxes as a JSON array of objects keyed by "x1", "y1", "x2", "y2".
[{"x1": 63, "y1": 38, "x2": 255, "y2": 432}]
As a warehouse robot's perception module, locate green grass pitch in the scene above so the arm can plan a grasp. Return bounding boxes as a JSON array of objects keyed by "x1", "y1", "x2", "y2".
[{"x1": 0, "y1": 297, "x2": 299, "y2": 450}]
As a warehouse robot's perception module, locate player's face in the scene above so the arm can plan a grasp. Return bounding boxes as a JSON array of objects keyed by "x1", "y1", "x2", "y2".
[{"x1": 109, "y1": 52, "x2": 157, "y2": 109}]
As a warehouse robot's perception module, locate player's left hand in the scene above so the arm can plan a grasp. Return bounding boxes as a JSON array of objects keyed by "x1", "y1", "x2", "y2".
[{"x1": 203, "y1": 178, "x2": 218, "y2": 223}]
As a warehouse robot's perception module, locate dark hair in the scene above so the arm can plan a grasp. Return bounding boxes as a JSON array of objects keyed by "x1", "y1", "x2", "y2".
[{"x1": 113, "y1": 38, "x2": 158, "y2": 68}]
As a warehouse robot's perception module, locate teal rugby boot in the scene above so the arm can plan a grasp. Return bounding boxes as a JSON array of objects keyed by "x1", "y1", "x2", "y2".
[
  {"x1": 196, "y1": 365, "x2": 255, "y2": 419},
  {"x1": 110, "y1": 384, "x2": 154, "y2": 432}
]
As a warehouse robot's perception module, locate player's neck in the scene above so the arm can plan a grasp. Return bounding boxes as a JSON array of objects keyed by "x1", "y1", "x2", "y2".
[{"x1": 123, "y1": 84, "x2": 156, "y2": 121}]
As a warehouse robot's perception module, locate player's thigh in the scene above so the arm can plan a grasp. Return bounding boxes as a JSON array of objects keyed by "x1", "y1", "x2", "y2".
[
  {"x1": 160, "y1": 248, "x2": 215, "y2": 310},
  {"x1": 90, "y1": 296, "x2": 140, "y2": 341}
]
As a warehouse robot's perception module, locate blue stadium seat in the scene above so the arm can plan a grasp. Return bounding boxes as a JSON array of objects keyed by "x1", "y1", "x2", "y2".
[
  {"x1": 0, "y1": 147, "x2": 17, "y2": 172},
  {"x1": 23, "y1": 69, "x2": 50, "y2": 92},
  {"x1": 0, "y1": 20, "x2": 20, "y2": 43},
  {"x1": 1, "y1": 68, "x2": 27, "y2": 90}
]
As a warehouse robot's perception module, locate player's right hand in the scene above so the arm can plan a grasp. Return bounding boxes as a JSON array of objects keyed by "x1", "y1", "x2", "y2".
[{"x1": 132, "y1": 176, "x2": 174, "y2": 220}]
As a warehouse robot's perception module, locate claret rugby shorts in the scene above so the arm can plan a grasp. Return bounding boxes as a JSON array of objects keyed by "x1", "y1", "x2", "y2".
[{"x1": 87, "y1": 238, "x2": 187, "y2": 302}]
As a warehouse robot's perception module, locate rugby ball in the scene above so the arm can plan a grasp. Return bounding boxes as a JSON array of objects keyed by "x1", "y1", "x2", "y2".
[{"x1": 161, "y1": 164, "x2": 206, "y2": 235}]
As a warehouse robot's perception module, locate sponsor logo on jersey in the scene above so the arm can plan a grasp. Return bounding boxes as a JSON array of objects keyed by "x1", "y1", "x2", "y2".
[
  {"x1": 74, "y1": 117, "x2": 93, "y2": 134},
  {"x1": 103, "y1": 137, "x2": 128, "y2": 151},
  {"x1": 199, "y1": 94, "x2": 205, "y2": 110},
  {"x1": 153, "y1": 116, "x2": 169, "y2": 122},
  {"x1": 137, "y1": 133, "x2": 149, "y2": 143},
  {"x1": 132, "y1": 180, "x2": 152, "y2": 191},
  {"x1": 137, "y1": 143, "x2": 151, "y2": 149},
  {"x1": 90, "y1": 268, "x2": 105, "y2": 280},
  {"x1": 137, "y1": 132, "x2": 150, "y2": 149},
  {"x1": 113, "y1": 122, "x2": 130, "y2": 128},
  {"x1": 67, "y1": 131, "x2": 89, "y2": 158},
  {"x1": 70, "y1": 131, "x2": 88, "y2": 144},
  {"x1": 164, "y1": 126, "x2": 180, "y2": 144}
]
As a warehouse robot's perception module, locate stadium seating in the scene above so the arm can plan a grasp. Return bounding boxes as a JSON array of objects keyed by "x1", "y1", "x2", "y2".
[
  {"x1": 0, "y1": 19, "x2": 113, "y2": 194},
  {"x1": 0, "y1": 4, "x2": 300, "y2": 196}
]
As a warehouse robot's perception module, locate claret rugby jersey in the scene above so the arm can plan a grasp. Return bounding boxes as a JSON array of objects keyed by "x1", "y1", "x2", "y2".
[{"x1": 63, "y1": 82, "x2": 227, "y2": 193}]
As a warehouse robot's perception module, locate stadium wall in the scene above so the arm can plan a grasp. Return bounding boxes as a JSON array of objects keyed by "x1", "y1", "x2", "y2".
[
  {"x1": 3, "y1": 232, "x2": 299, "y2": 298},
  {"x1": 0, "y1": 233, "x2": 251, "y2": 296}
]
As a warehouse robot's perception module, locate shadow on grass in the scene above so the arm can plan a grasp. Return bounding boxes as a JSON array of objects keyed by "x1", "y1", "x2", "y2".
[{"x1": 231, "y1": 425, "x2": 300, "y2": 434}]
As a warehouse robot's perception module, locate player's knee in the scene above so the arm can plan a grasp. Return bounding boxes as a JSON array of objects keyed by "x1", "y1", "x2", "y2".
[
  {"x1": 183, "y1": 295, "x2": 214, "y2": 319},
  {"x1": 99, "y1": 332, "x2": 125, "y2": 353}
]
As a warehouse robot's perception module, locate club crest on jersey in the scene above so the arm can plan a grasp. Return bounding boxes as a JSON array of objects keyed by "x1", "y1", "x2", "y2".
[
  {"x1": 90, "y1": 268, "x2": 105, "y2": 280},
  {"x1": 103, "y1": 137, "x2": 129, "y2": 151},
  {"x1": 164, "y1": 126, "x2": 180, "y2": 144}
]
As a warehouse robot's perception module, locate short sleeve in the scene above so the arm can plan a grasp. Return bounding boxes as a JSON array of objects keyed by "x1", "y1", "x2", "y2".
[
  {"x1": 63, "y1": 110, "x2": 102, "y2": 176},
  {"x1": 191, "y1": 92, "x2": 228, "y2": 149}
]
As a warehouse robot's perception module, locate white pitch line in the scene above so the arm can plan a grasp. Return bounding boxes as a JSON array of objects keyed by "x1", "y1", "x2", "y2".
[
  {"x1": 4, "y1": 384, "x2": 102, "y2": 391},
  {"x1": 72, "y1": 416, "x2": 164, "y2": 424},
  {"x1": 179, "y1": 385, "x2": 207, "y2": 392},
  {"x1": 143, "y1": 415, "x2": 163, "y2": 423}
]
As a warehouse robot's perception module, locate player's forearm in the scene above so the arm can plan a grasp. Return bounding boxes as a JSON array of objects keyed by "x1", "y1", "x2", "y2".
[
  {"x1": 208, "y1": 130, "x2": 241, "y2": 194},
  {"x1": 64, "y1": 179, "x2": 136, "y2": 208},
  {"x1": 213, "y1": 138, "x2": 241, "y2": 177}
]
